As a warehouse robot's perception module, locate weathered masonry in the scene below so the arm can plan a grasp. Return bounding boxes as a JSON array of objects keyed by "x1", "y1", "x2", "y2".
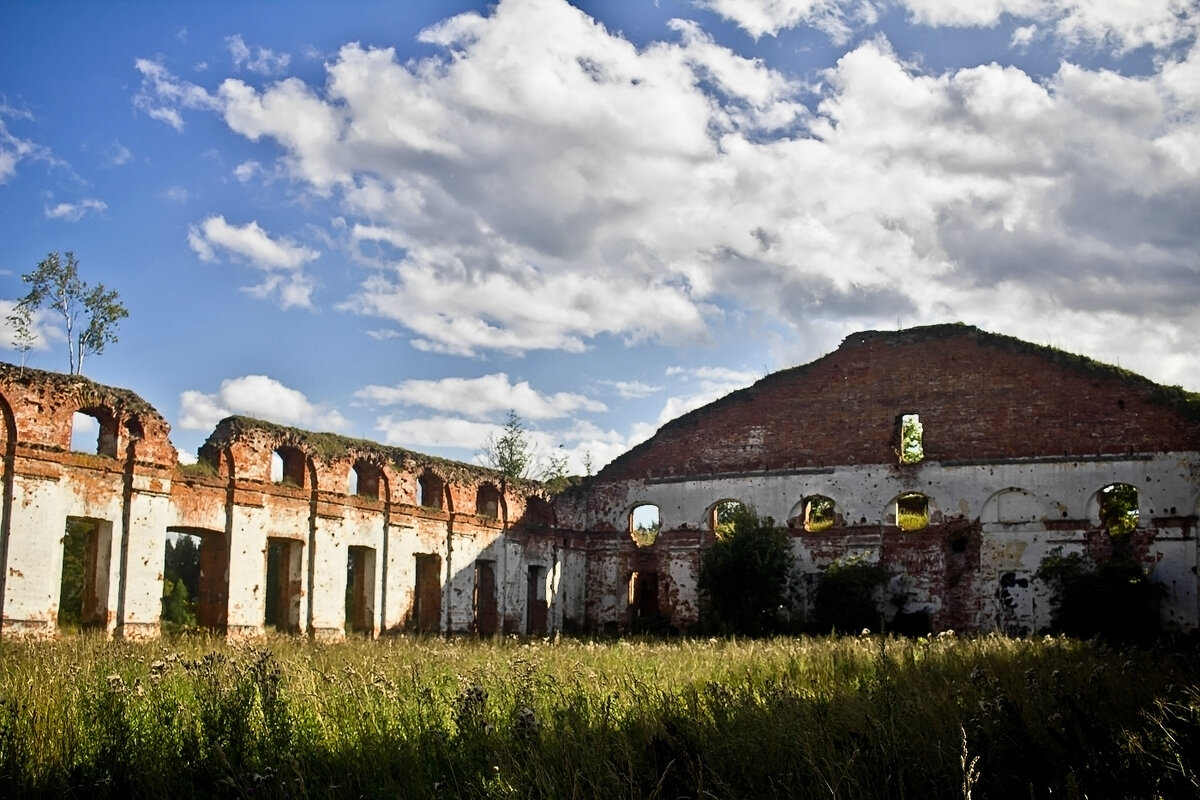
[
  {"x1": 558, "y1": 324, "x2": 1200, "y2": 634},
  {"x1": 1, "y1": 323, "x2": 1198, "y2": 639},
  {"x1": 0, "y1": 366, "x2": 578, "y2": 639}
]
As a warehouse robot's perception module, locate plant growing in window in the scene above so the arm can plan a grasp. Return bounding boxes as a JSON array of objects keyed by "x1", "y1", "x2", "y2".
[{"x1": 900, "y1": 414, "x2": 924, "y2": 464}]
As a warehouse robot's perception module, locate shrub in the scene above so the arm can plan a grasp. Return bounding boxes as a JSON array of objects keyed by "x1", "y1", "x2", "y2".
[
  {"x1": 814, "y1": 555, "x2": 888, "y2": 633},
  {"x1": 1036, "y1": 551, "x2": 1162, "y2": 643},
  {"x1": 698, "y1": 507, "x2": 794, "y2": 635}
]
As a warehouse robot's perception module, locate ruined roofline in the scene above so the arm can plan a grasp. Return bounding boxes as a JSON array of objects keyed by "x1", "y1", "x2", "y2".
[
  {"x1": 596, "y1": 322, "x2": 1200, "y2": 479},
  {"x1": 198, "y1": 414, "x2": 543, "y2": 489},
  {"x1": 0, "y1": 360, "x2": 167, "y2": 425},
  {"x1": 847, "y1": 323, "x2": 1200, "y2": 407}
]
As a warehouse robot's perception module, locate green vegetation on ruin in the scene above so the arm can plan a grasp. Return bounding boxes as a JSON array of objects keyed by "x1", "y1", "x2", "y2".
[{"x1": 1, "y1": 633, "x2": 1197, "y2": 799}]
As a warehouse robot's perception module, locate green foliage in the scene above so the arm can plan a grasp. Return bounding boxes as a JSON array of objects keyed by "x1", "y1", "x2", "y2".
[
  {"x1": 698, "y1": 506, "x2": 794, "y2": 635},
  {"x1": 1036, "y1": 551, "x2": 1162, "y2": 643},
  {"x1": 900, "y1": 413, "x2": 924, "y2": 464},
  {"x1": 56, "y1": 520, "x2": 91, "y2": 629},
  {"x1": 10, "y1": 251, "x2": 128, "y2": 375},
  {"x1": 1100, "y1": 483, "x2": 1139, "y2": 536},
  {"x1": 161, "y1": 578, "x2": 196, "y2": 627},
  {"x1": 1, "y1": 635, "x2": 1199, "y2": 799},
  {"x1": 481, "y1": 409, "x2": 534, "y2": 479},
  {"x1": 814, "y1": 554, "x2": 889, "y2": 633},
  {"x1": 162, "y1": 535, "x2": 200, "y2": 629}
]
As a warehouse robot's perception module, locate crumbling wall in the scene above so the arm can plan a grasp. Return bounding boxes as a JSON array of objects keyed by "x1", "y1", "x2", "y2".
[{"x1": 0, "y1": 367, "x2": 572, "y2": 641}]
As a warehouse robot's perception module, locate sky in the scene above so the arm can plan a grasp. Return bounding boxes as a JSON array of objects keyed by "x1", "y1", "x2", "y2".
[{"x1": 1, "y1": 0, "x2": 1198, "y2": 473}]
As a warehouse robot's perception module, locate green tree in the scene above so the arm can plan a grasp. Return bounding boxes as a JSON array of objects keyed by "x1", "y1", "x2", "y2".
[
  {"x1": 698, "y1": 506, "x2": 794, "y2": 636},
  {"x1": 481, "y1": 409, "x2": 535, "y2": 479},
  {"x1": 8, "y1": 251, "x2": 127, "y2": 375}
]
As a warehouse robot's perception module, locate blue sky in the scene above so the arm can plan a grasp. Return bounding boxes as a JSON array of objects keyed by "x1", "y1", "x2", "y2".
[{"x1": 2, "y1": 0, "x2": 1198, "y2": 472}]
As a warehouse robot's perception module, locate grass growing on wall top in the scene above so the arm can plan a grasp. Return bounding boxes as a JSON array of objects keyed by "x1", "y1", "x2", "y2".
[{"x1": 1, "y1": 633, "x2": 1198, "y2": 799}]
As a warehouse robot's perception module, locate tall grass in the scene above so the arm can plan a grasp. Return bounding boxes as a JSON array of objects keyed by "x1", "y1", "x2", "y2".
[{"x1": 1, "y1": 633, "x2": 1196, "y2": 798}]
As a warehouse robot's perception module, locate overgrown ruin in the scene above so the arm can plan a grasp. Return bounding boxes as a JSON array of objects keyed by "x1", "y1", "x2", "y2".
[{"x1": 1, "y1": 324, "x2": 1197, "y2": 639}]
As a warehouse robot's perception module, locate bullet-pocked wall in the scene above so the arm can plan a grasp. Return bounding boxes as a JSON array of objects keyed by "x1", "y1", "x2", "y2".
[
  {"x1": 555, "y1": 325, "x2": 1200, "y2": 635},
  {"x1": 2, "y1": 324, "x2": 1197, "y2": 640},
  {"x1": 0, "y1": 364, "x2": 575, "y2": 639}
]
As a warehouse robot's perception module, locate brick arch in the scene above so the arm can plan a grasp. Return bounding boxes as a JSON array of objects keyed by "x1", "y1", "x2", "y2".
[
  {"x1": 979, "y1": 487, "x2": 1046, "y2": 526},
  {"x1": 884, "y1": 491, "x2": 940, "y2": 530},
  {"x1": 788, "y1": 494, "x2": 840, "y2": 532},
  {"x1": 72, "y1": 404, "x2": 120, "y2": 457},
  {"x1": 417, "y1": 467, "x2": 450, "y2": 511},
  {"x1": 1085, "y1": 482, "x2": 1142, "y2": 532},
  {"x1": 475, "y1": 482, "x2": 505, "y2": 522},
  {"x1": 707, "y1": 498, "x2": 746, "y2": 531},
  {"x1": 350, "y1": 456, "x2": 387, "y2": 501}
]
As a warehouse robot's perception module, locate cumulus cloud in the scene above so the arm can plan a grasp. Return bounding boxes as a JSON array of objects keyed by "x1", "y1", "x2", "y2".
[
  {"x1": 187, "y1": 215, "x2": 319, "y2": 308},
  {"x1": 355, "y1": 372, "x2": 606, "y2": 420},
  {"x1": 708, "y1": 0, "x2": 1199, "y2": 54},
  {"x1": 696, "y1": 0, "x2": 858, "y2": 41},
  {"x1": 138, "y1": 0, "x2": 1200, "y2": 388},
  {"x1": 226, "y1": 34, "x2": 291, "y2": 74},
  {"x1": 178, "y1": 375, "x2": 348, "y2": 431},
  {"x1": 44, "y1": 198, "x2": 107, "y2": 221}
]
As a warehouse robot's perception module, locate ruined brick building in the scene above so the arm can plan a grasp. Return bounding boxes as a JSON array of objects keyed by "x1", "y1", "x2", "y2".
[{"x1": 1, "y1": 324, "x2": 1197, "y2": 639}]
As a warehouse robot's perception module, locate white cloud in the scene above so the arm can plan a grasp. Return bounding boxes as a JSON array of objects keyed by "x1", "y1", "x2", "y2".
[
  {"x1": 44, "y1": 198, "x2": 107, "y2": 221},
  {"x1": 178, "y1": 375, "x2": 348, "y2": 431},
  {"x1": 226, "y1": 34, "x2": 291, "y2": 75},
  {"x1": 696, "y1": 0, "x2": 858, "y2": 41},
  {"x1": 0, "y1": 113, "x2": 41, "y2": 183},
  {"x1": 700, "y1": 0, "x2": 1199, "y2": 54},
  {"x1": 133, "y1": 57, "x2": 220, "y2": 130},
  {"x1": 152, "y1": 0, "x2": 1200, "y2": 389},
  {"x1": 0, "y1": 299, "x2": 63, "y2": 353},
  {"x1": 603, "y1": 379, "x2": 662, "y2": 399},
  {"x1": 187, "y1": 215, "x2": 319, "y2": 309},
  {"x1": 657, "y1": 365, "x2": 759, "y2": 424},
  {"x1": 356, "y1": 372, "x2": 606, "y2": 420},
  {"x1": 374, "y1": 414, "x2": 498, "y2": 451}
]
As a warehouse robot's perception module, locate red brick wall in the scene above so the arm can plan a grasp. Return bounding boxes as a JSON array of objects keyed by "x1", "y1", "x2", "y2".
[{"x1": 601, "y1": 325, "x2": 1200, "y2": 480}]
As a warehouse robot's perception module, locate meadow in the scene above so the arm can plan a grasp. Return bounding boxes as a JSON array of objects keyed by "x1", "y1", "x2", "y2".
[{"x1": 1, "y1": 633, "x2": 1197, "y2": 799}]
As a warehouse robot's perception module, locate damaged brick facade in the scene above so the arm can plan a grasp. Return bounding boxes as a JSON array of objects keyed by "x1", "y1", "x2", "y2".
[
  {"x1": 556, "y1": 324, "x2": 1200, "y2": 634},
  {"x1": 1, "y1": 324, "x2": 1197, "y2": 639}
]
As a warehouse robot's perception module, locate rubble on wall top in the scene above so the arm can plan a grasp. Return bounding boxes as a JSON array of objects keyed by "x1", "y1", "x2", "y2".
[
  {"x1": 0, "y1": 360, "x2": 166, "y2": 423},
  {"x1": 199, "y1": 414, "x2": 544, "y2": 489}
]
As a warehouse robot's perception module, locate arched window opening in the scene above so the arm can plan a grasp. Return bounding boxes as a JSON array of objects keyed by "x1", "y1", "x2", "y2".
[
  {"x1": 476, "y1": 483, "x2": 502, "y2": 519},
  {"x1": 899, "y1": 413, "x2": 924, "y2": 464},
  {"x1": 351, "y1": 460, "x2": 382, "y2": 500},
  {"x1": 710, "y1": 499, "x2": 745, "y2": 535},
  {"x1": 524, "y1": 496, "x2": 554, "y2": 529},
  {"x1": 629, "y1": 503, "x2": 660, "y2": 547},
  {"x1": 803, "y1": 495, "x2": 836, "y2": 532},
  {"x1": 418, "y1": 470, "x2": 444, "y2": 510},
  {"x1": 1100, "y1": 483, "x2": 1139, "y2": 536},
  {"x1": 273, "y1": 446, "x2": 305, "y2": 488},
  {"x1": 71, "y1": 408, "x2": 118, "y2": 457},
  {"x1": 896, "y1": 493, "x2": 929, "y2": 531}
]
